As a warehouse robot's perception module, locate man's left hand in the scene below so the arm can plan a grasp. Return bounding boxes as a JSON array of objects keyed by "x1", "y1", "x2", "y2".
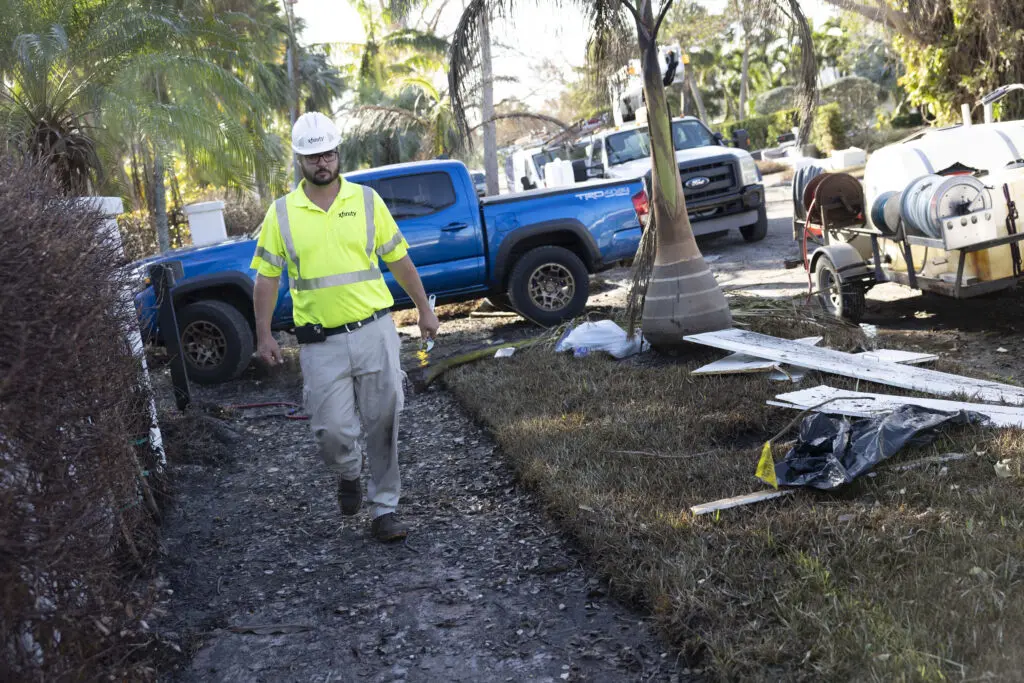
[{"x1": 418, "y1": 306, "x2": 440, "y2": 342}]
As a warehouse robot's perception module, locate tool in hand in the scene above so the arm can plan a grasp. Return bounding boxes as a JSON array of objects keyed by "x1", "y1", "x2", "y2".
[{"x1": 416, "y1": 294, "x2": 436, "y2": 367}]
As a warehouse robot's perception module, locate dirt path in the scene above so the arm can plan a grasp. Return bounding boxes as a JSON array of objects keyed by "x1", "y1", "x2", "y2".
[{"x1": 153, "y1": 328, "x2": 686, "y2": 683}]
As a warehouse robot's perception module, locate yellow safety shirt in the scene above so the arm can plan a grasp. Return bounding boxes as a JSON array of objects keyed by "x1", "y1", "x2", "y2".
[{"x1": 250, "y1": 179, "x2": 409, "y2": 328}]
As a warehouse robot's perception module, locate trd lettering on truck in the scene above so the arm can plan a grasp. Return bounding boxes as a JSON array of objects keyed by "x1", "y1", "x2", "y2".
[{"x1": 574, "y1": 187, "x2": 632, "y2": 201}]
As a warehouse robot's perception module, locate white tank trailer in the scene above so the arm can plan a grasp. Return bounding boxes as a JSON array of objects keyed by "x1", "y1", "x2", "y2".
[{"x1": 791, "y1": 84, "x2": 1024, "y2": 321}]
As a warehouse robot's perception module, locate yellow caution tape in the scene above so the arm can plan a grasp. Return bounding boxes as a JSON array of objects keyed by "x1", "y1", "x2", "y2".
[{"x1": 756, "y1": 441, "x2": 778, "y2": 489}]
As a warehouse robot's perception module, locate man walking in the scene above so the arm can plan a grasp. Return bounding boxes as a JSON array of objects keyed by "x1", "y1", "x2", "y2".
[{"x1": 251, "y1": 112, "x2": 439, "y2": 542}]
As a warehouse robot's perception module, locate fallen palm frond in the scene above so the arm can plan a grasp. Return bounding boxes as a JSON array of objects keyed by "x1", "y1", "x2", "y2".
[
  {"x1": 624, "y1": 215, "x2": 658, "y2": 340},
  {"x1": 406, "y1": 336, "x2": 546, "y2": 392}
]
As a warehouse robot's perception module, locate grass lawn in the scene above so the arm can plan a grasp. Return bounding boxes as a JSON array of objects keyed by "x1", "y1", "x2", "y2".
[{"x1": 445, "y1": 300, "x2": 1024, "y2": 681}]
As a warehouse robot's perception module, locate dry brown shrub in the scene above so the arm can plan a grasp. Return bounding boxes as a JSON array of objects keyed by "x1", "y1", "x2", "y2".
[
  {"x1": 222, "y1": 194, "x2": 268, "y2": 238},
  {"x1": 0, "y1": 158, "x2": 162, "y2": 681}
]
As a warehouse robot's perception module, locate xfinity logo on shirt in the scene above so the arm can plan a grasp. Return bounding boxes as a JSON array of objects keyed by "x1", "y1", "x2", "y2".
[{"x1": 338, "y1": 211, "x2": 357, "y2": 218}]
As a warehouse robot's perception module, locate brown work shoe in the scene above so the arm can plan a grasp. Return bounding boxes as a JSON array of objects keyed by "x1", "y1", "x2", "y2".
[
  {"x1": 337, "y1": 478, "x2": 362, "y2": 516},
  {"x1": 370, "y1": 513, "x2": 409, "y2": 542}
]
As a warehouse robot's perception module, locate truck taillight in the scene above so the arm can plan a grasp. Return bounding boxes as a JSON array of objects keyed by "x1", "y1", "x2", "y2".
[{"x1": 632, "y1": 189, "x2": 649, "y2": 227}]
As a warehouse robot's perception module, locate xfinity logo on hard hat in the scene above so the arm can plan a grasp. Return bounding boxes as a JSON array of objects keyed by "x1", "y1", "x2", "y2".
[{"x1": 307, "y1": 136, "x2": 325, "y2": 145}]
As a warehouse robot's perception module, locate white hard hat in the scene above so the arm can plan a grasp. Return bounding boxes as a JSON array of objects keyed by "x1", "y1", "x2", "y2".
[{"x1": 291, "y1": 112, "x2": 341, "y2": 155}]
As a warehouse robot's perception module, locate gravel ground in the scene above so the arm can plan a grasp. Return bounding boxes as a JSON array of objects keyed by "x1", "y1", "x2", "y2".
[{"x1": 151, "y1": 312, "x2": 690, "y2": 683}]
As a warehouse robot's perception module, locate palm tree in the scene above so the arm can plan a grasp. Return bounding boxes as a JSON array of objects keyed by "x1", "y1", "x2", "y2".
[
  {"x1": 349, "y1": 0, "x2": 448, "y2": 103},
  {"x1": 341, "y1": 75, "x2": 461, "y2": 167},
  {"x1": 338, "y1": 0, "x2": 452, "y2": 168},
  {"x1": 0, "y1": 0, "x2": 286, "y2": 250},
  {"x1": 450, "y1": 0, "x2": 817, "y2": 349},
  {"x1": 450, "y1": 0, "x2": 733, "y2": 347}
]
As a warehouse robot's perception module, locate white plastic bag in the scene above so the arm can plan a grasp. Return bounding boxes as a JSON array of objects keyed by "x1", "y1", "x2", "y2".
[{"x1": 554, "y1": 320, "x2": 650, "y2": 359}]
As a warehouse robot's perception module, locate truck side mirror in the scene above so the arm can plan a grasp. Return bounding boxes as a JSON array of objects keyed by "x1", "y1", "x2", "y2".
[{"x1": 732, "y1": 129, "x2": 750, "y2": 150}]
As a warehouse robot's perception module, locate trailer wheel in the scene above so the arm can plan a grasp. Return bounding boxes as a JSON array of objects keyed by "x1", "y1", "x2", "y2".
[{"x1": 815, "y1": 257, "x2": 865, "y2": 322}]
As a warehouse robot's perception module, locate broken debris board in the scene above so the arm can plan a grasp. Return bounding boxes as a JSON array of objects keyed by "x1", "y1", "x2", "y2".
[
  {"x1": 857, "y1": 349, "x2": 938, "y2": 365},
  {"x1": 690, "y1": 489, "x2": 794, "y2": 516},
  {"x1": 692, "y1": 341, "x2": 935, "y2": 378},
  {"x1": 770, "y1": 385, "x2": 1024, "y2": 428},
  {"x1": 691, "y1": 336, "x2": 821, "y2": 376},
  {"x1": 684, "y1": 329, "x2": 1024, "y2": 405}
]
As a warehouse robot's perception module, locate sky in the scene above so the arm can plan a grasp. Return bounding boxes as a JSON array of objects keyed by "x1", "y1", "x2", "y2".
[{"x1": 293, "y1": 0, "x2": 838, "y2": 113}]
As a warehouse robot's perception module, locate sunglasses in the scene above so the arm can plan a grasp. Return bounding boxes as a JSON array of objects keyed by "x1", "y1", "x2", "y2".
[{"x1": 302, "y1": 150, "x2": 338, "y2": 164}]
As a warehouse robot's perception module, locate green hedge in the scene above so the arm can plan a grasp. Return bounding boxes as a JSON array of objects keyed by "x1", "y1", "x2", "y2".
[
  {"x1": 812, "y1": 103, "x2": 846, "y2": 154},
  {"x1": 714, "y1": 104, "x2": 848, "y2": 153},
  {"x1": 715, "y1": 109, "x2": 798, "y2": 150}
]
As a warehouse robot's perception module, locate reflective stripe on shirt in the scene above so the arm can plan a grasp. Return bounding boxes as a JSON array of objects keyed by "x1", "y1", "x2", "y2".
[
  {"x1": 275, "y1": 186, "x2": 381, "y2": 291},
  {"x1": 254, "y1": 246, "x2": 285, "y2": 269}
]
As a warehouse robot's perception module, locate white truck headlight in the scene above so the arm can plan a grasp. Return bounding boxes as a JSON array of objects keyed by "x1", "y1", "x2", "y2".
[{"x1": 740, "y1": 156, "x2": 760, "y2": 186}]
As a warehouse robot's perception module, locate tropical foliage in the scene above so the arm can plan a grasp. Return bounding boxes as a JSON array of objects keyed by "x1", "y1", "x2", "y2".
[
  {"x1": 2, "y1": 0, "x2": 1023, "y2": 256},
  {"x1": 339, "y1": 0, "x2": 456, "y2": 168}
]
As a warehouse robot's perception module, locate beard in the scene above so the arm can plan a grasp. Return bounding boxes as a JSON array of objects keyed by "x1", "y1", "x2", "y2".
[{"x1": 302, "y1": 164, "x2": 339, "y2": 187}]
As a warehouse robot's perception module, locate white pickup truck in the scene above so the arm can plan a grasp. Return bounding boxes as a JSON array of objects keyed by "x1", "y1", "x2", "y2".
[{"x1": 586, "y1": 116, "x2": 768, "y2": 241}]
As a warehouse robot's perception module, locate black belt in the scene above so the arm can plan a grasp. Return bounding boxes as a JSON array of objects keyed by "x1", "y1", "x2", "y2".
[
  {"x1": 325, "y1": 308, "x2": 390, "y2": 335},
  {"x1": 294, "y1": 308, "x2": 390, "y2": 344}
]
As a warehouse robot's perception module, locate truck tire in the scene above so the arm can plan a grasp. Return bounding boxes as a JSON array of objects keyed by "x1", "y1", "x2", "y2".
[
  {"x1": 176, "y1": 300, "x2": 255, "y2": 385},
  {"x1": 740, "y1": 204, "x2": 769, "y2": 242},
  {"x1": 815, "y1": 257, "x2": 865, "y2": 322},
  {"x1": 507, "y1": 246, "x2": 589, "y2": 326}
]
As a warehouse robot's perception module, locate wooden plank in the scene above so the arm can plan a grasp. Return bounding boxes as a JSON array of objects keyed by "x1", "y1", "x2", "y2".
[
  {"x1": 692, "y1": 341, "x2": 933, "y2": 378},
  {"x1": 691, "y1": 337, "x2": 821, "y2": 376},
  {"x1": 770, "y1": 385, "x2": 1024, "y2": 428},
  {"x1": 685, "y1": 329, "x2": 1024, "y2": 405},
  {"x1": 691, "y1": 354, "x2": 780, "y2": 375},
  {"x1": 857, "y1": 349, "x2": 938, "y2": 365},
  {"x1": 891, "y1": 453, "x2": 969, "y2": 472},
  {"x1": 690, "y1": 489, "x2": 794, "y2": 516}
]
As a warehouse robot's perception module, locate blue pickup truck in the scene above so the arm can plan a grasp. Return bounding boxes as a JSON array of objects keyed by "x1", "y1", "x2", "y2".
[{"x1": 130, "y1": 159, "x2": 646, "y2": 384}]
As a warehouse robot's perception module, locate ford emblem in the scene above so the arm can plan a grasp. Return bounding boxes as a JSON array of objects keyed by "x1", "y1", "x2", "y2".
[{"x1": 684, "y1": 176, "x2": 711, "y2": 189}]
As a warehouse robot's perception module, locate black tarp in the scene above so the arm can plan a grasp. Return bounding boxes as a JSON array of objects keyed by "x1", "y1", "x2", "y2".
[{"x1": 775, "y1": 405, "x2": 987, "y2": 490}]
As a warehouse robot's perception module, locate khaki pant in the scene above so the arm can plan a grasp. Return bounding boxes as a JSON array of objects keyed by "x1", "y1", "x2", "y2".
[{"x1": 299, "y1": 314, "x2": 404, "y2": 519}]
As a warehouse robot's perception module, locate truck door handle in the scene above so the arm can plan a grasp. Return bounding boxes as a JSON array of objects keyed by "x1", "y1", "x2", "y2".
[{"x1": 442, "y1": 222, "x2": 469, "y2": 232}]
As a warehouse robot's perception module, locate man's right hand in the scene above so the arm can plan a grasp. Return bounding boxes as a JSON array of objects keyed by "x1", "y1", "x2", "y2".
[{"x1": 257, "y1": 334, "x2": 284, "y2": 365}]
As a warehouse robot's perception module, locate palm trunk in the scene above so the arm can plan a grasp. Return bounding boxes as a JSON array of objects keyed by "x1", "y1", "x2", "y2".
[
  {"x1": 685, "y1": 69, "x2": 709, "y2": 123},
  {"x1": 635, "y1": 0, "x2": 732, "y2": 349},
  {"x1": 479, "y1": 12, "x2": 499, "y2": 196},
  {"x1": 739, "y1": 39, "x2": 750, "y2": 118},
  {"x1": 154, "y1": 153, "x2": 170, "y2": 253}
]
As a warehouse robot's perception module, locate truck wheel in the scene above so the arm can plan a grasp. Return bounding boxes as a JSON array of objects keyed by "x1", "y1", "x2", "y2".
[
  {"x1": 176, "y1": 300, "x2": 255, "y2": 385},
  {"x1": 740, "y1": 204, "x2": 769, "y2": 242},
  {"x1": 508, "y1": 246, "x2": 589, "y2": 326},
  {"x1": 815, "y1": 257, "x2": 865, "y2": 322}
]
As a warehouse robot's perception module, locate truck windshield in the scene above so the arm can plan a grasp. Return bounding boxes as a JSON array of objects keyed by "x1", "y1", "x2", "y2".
[{"x1": 604, "y1": 120, "x2": 717, "y2": 166}]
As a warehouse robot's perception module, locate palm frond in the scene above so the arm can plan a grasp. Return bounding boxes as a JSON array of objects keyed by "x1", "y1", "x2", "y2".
[
  {"x1": 751, "y1": 0, "x2": 817, "y2": 143},
  {"x1": 382, "y1": 28, "x2": 450, "y2": 56},
  {"x1": 449, "y1": 0, "x2": 627, "y2": 140}
]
